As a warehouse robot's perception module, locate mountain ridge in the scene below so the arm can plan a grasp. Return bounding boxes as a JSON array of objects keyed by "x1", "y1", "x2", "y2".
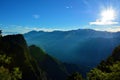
[{"x1": 24, "y1": 29, "x2": 120, "y2": 68}]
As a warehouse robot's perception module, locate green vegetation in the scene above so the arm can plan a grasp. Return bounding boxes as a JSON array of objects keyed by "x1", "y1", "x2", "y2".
[
  {"x1": 0, "y1": 54, "x2": 22, "y2": 80},
  {"x1": 29, "y1": 45, "x2": 46, "y2": 61},
  {"x1": 87, "y1": 45, "x2": 120, "y2": 80},
  {"x1": 0, "y1": 34, "x2": 47, "y2": 80},
  {"x1": 87, "y1": 61, "x2": 120, "y2": 80},
  {"x1": 67, "y1": 72, "x2": 83, "y2": 80}
]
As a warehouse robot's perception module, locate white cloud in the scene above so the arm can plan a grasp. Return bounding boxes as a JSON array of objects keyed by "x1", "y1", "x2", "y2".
[
  {"x1": 93, "y1": 26, "x2": 120, "y2": 32},
  {"x1": 24, "y1": 27, "x2": 71, "y2": 32},
  {"x1": 66, "y1": 6, "x2": 72, "y2": 9},
  {"x1": 66, "y1": 6, "x2": 69, "y2": 8},
  {"x1": 0, "y1": 24, "x2": 70, "y2": 35},
  {"x1": 89, "y1": 8, "x2": 119, "y2": 26},
  {"x1": 1, "y1": 24, "x2": 120, "y2": 36},
  {"x1": 89, "y1": 20, "x2": 118, "y2": 25},
  {"x1": 107, "y1": 27, "x2": 120, "y2": 32},
  {"x1": 33, "y1": 14, "x2": 40, "y2": 19}
]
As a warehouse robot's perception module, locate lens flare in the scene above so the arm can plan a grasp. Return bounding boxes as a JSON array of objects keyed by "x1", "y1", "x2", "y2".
[{"x1": 101, "y1": 8, "x2": 116, "y2": 22}]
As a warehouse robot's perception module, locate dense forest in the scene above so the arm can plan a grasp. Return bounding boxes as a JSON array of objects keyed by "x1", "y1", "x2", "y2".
[{"x1": 0, "y1": 31, "x2": 120, "y2": 80}]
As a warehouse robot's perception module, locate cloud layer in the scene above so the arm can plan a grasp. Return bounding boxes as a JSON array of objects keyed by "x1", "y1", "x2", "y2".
[
  {"x1": 1, "y1": 24, "x2": 120, "y2": 35},
  {"x1": 89, "y1": 20, "x2": 118, "y2": 25},
  {"x1": 94, "y1": 26, "x2": 120, "y2": 32}
]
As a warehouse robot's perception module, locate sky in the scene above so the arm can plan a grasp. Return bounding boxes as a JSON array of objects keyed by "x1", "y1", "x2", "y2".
[{"x1": 0, "y1": 0, "x2": 120, "y2": 34}]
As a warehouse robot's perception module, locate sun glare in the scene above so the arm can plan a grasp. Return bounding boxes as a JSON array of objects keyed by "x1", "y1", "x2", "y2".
[{"x1": 101, "y1": 8, "x2": 116, "y2": 22}]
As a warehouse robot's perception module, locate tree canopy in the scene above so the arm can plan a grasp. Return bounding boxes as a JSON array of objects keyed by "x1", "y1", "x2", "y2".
[
  {"x1": 67, "y1": 72, "x2": 83, "y2": 80},
  {"x1": 0, "y1": 54, "x2": 22, "y2": 80}
]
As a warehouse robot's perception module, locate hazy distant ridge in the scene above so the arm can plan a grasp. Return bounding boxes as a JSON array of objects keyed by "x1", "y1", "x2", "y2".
[{"x1": 24, "y1": 29, "x2": 120, "y2": 68}]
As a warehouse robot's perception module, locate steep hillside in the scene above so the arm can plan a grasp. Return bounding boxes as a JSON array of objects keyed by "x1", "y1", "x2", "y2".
[
  {"x1": 29, "y1": 45, "x2": 68, "y2": 80},
  {"x1": 110, "y1": 45, "x2": 120, "y2": 61},
  {"x1": 0, "y1": 34, "x2": 47, "y2": 80},
  {"x1": 87, "y1": 45, "x2": 120, "y2": 80},
  {"x1": 97, "y1": 45, "x2": 120, "y2": 70}
]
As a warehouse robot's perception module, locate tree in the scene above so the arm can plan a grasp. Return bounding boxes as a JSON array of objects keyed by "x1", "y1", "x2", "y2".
[
  {"x1": 67, "y1": 72, "x2": 83, "y2": 80},
  {"x1": 87, "y1": 68, "x2": 108, "y2": 80},
  {"x1": 87, "y1": 61, "x2": 120, "y2": 80},
  {"x1": 0, "y1": 54, "x2": 22, "y2": 80}
]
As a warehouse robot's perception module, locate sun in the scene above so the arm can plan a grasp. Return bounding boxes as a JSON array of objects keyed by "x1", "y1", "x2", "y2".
[
  {"x1": 89, "y1": 7, "x2": 118, "y2": 25},
  {"x1": 101, "y1": 8, "x2": 116, "y2": 22}
]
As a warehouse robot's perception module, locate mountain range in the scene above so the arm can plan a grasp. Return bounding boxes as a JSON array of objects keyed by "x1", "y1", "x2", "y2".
[
  {"x1": 0, "y1": 34, "x2": 82, "y2": 80},
  {"x1": 24, "y1": 29, "x2": 120, "y2": 68},
  {"x1": 1, "y1": 29, "x2": 120, "y2": 80}
]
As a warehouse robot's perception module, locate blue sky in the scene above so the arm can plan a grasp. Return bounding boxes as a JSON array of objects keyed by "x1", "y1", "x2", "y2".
[{"x1": 0, "y1": 0, "x2": 120, "y2": 34}]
